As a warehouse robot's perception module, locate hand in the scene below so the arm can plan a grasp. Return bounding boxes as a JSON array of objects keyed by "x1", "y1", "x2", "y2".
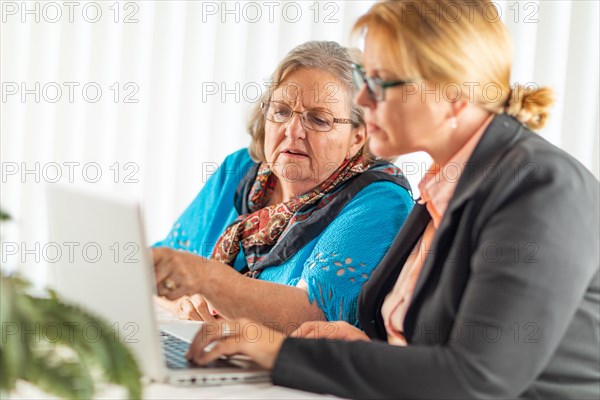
[
  {"x1": 152, "y1": 247, "x2": 210, "y2": 299},
  {"x1": 186, "y1": 318, "x2": 285, "y2": 370},
  {"x1": 290, "y1": 321, "x2": 371, "y2": 341},
  {"x1": 176, "y1": 294, "x2": 219, "y2": 321}
]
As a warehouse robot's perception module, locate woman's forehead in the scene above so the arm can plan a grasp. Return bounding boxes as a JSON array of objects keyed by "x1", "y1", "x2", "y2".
[
  {"x1": 271, "y1": 70, "x2": 350, "y2": 109},
  {"x1": 362, "y1": 31, "x2": 414, "y2": 78},
  {"x1": 362, "y1": 35, "x2": 393, "y2": 71}
]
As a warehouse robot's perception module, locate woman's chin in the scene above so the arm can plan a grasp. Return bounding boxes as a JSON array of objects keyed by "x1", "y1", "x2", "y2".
[
  {"x1": 368, "y1": 137, "x2": 397, "y2": 158},
  {"x1": 274, "y1": 162, "x2": 311, "y2": 185}
]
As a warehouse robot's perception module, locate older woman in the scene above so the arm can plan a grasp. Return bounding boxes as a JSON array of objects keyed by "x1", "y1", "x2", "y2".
[
  {"x1": 153, "y1": 41, "x2": 414, "y2": 329},
  {"x1": 186, "y1": 2, "x2": 600, "y2": 399}
]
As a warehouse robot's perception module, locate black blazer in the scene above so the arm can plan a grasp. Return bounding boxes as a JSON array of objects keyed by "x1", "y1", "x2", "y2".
[{"x1": 272, "y1": 114, "x2": 600, "y2": 399}]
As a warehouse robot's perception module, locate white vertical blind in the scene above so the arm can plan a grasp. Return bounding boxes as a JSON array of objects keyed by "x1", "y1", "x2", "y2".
[
  {"x1": 1, "y1": 1, "x2": 598, "y2": 286},
  {"x1": 529, "y1": 0, "x2": 571, "y2": 147},
  {"x1": 560, "y1": 0, "x2": 600, "y2": 168}
]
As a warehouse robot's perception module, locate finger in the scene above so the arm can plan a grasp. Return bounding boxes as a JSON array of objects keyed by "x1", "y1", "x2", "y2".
[
  {"x1": 190, "y1": 293, "x2": 204, "y2": 307},
  {"x1": 156, "y1": 274, "x2": 180, "y2": 298},
  {"x1": 190, "y1": 320, "x2": 249, "y2": 364},
  {"x1": 193, "y1": 339, "x2": 242, "y2": 365},
  {"x1": 289, "y1": 322, "x2": 316, "y2": 338},
  {"x1": 318, "y1": 322, "x2": 341, "y2": 339},
  {"x1": 156, "y1": 280, "x2": 173, "y2": 298},
  {"x1": 174, "y1": 296, "x2": 187, "y2": 319},
  {"x1": 180, "y1": 298, "x2": 202, "y2": 321},
  {"x1": 154, "y1": 295, "x2": 181, "y2": 314},
  {"x1": 163, "y1": 284, "x2": 189, "y2": 300},
  {"x1": 192, "y1": 296, "x2": 216, "y2": 322},
  {"x1": 176, "y1": 296, "x2": 187, "y2": 320},
  {"x1": 186, "y1": 321, "x2": 225, "y2": 360},
  {"x1": 205, "y1": 299, "x2": 219, "y2": 317},
  {"x1": 194, "y1": 321, "x2": 284, "y2": 369},
  {"x1": 152, "y1": 248, "x2": 171, "y2": 282}
]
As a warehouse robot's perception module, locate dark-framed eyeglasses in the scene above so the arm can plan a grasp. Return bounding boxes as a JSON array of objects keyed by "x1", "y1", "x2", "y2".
[
  {"x1": 352, "y1": 63, "x2": 414, "y2": 102},
  {"x1": 261, "y1": 101, "x2": 358, "y2": 132}
]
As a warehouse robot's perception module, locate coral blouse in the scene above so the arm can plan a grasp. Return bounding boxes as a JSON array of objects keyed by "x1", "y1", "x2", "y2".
[{"x1": 381, "y1": 115, "x2": 493, "y2": 345}]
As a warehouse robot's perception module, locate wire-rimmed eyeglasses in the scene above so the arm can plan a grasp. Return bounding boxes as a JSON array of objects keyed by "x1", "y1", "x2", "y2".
[{"x1": 261, "y1": 101, "x2": 358, "y2": 132}]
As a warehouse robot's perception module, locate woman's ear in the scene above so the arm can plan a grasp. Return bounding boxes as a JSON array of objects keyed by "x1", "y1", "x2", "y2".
[
  {"x1": 446, "y1": 86, "x2": 469, "y2": 119},
  {"x1": 348, "y1": 124, "x2": 367, "y2": 158}
]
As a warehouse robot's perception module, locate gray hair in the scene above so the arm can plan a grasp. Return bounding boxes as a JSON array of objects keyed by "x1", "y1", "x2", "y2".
[{"x1": 247, "y1": 41, "x2": 371, "y2": 162}]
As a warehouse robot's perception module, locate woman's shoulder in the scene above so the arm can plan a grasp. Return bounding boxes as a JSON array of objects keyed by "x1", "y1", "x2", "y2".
[
  {"x1": 462, "y1": 115, "x2": 598, "y2": 206},
  {"x1": 488, "y1": 115, "x2": 597, "y2": 187},
  {"x1": 346, "y1": 160, "x2": 414, "y2": 203},
  {"x1": 222, "y1": 148, "x2": 256, "y2": 168},
  {"x1": 347, "y1": 179, "x2": 414, "y2": 209},
  {"x1": 498, "y1": 126, "x2": 598, "y2": 196},
  {"x1": 333, "y1": 178, "x2": 414, "y2": 225},
  {"x1": 467, "y1": 118, "x2": 599, "y2": 232},
  {"x1": 214, "y1": 148, "x2": 257, "y2": 185}
]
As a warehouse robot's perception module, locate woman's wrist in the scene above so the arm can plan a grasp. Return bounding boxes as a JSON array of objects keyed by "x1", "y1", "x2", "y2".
[
  {"x1": 247, "y1": 326, "x2": 286, "y2": 370},
  {"x1": 193, "y1": 257, "x2": 215, "y2": 293},
  {"x1": 197, "y1": 258, "x2": 232, "y2": 298}
]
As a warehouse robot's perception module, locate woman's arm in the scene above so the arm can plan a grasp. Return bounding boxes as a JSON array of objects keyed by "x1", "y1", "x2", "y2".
[
  {"x1": 187, "y1": 153, "x2": 599, "y2": 399},
  {"x1": 270, "y1": 158, "x2": 600, "y2": 399},
  {"x1": 154, "y1": 181, "x2": 413, "y2": 328},
  {"x1": 154, "y1": 247, "x2": 325, "y2": 328}
]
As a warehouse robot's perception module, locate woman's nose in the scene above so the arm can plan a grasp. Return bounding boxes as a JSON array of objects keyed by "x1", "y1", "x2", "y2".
[
  {"x1": 285, "y1": 112, "x2": 307, "y2": 140},
  {"x1": 354, "y1": 85, "x2": 375, "y2": 109}
]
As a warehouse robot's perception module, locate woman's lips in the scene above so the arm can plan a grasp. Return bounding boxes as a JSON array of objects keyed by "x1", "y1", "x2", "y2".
[
  {"x1": 280, "y1": 150, "x2": 309, "y2": 159},
  {"x1": 367, "y1": 123, "x2": 382, "y2": 134}
]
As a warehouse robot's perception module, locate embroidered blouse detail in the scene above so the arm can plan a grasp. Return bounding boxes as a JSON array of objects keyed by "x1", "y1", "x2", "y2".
[{"x1": 155, "y1": 148, "x2": 414, "y2": 326}]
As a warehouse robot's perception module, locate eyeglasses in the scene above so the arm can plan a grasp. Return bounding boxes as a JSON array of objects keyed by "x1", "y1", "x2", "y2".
[
  {"x1": 352, "y1": 63, "x2": 414, "y2": 102},
  {"x1": 261, "y1": 101, "x2": 357, "y2": 132}
]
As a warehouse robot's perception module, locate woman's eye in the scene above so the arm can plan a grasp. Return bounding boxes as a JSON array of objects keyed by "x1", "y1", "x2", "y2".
[
  {"x1": 309, "y1": 114, "x2": 329, "y2": 125},
  {"x1": 273, "y1": 108, "x2": 291, "y2": 116}
]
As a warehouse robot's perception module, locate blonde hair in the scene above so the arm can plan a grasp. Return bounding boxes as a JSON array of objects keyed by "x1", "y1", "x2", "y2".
[
  {"x1": 247, "y1": 41, "x2": 375, "y2": 162},
  {"x1": 353, "y1": 0, "x2": 555, "y2": 131}
]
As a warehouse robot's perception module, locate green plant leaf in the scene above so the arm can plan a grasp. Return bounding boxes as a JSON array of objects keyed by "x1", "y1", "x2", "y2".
[
  {"x1": 31, "y1": 297, "x2": 143, "y2": 399},
  {"x1": 0, "y1": 274, "x2": 28, "y2": 392},
  {"x1": 0, "y1": 209, "x2": 11, "y2": 221},
  {"x1": 0, "y1": 272, "x2": 143, "y2": 399},
  {"x1": 25, "y1": 352, "x2": 95, "y2": 400}
]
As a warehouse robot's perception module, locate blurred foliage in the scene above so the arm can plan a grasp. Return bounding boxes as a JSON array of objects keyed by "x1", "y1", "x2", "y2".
[
  {"x1": 0, "y1": 208, "x2": 10, "y2": 221},
  {"x1": 0, "y1": 272, "x2": 142, "y2": 399}
]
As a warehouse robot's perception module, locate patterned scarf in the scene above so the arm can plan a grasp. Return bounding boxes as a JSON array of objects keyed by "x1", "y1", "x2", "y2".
[{"x1": 211, "y1": 151, "x2": 369, "y2": 276}]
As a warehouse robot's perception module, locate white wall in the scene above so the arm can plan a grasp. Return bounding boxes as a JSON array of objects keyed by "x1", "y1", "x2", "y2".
[{"x1": 1, "y1": 1, "x2": 598, "y2": 286}]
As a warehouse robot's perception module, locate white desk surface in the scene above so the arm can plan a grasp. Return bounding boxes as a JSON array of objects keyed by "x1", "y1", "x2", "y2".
[
  {"x1": 9, "y1": 298, "x2": 340, "y2": 399},
  {"x1": 11, "y1": 380, "x2": 338, "y2": 399}
]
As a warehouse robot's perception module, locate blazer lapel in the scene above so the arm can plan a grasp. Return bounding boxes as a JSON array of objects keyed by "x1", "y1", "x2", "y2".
[{"x1": 359, "y1": 203, "x2": 431, "y2": 338}]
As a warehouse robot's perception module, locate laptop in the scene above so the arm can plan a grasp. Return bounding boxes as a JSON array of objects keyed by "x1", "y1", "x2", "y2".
[{"x1": 46, "y1": 184, "x2": 270, "y2": 386}]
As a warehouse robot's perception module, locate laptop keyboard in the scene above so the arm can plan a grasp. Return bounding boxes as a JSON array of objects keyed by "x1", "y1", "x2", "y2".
[{"x1": 160, "y1": 331, "x2": 241, "y2": 370}]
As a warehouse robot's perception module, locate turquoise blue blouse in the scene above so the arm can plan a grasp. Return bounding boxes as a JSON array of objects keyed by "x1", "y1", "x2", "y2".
[{"x1": 155, "y1": 148, "x2": 414, "y2": 326}]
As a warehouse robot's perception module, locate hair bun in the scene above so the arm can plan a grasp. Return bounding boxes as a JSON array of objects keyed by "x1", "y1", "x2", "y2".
[{"x1": 504, "y1": 84, "x2": 555, "y2": 131}]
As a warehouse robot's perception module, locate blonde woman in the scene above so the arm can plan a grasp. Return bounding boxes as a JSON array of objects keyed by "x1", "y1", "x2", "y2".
[{"x1": 185, "y1": 2, "x2": 600, "y2": 399}]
